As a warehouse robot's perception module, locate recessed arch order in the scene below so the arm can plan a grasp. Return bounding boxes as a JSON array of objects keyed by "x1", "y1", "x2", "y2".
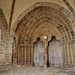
[
  {"x1": 11, "y1": 2, "x2": 75, "y2": 67},
  {"x1": 11, "y1": 2, "x2": 75, "y2": 42}
]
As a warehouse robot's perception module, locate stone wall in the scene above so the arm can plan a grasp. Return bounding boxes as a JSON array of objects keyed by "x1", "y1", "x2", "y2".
[
  {"x1": 0, "y1": 8, "x2": 11, "y2": 72},
  {"x1": 0, "y1": 40, "x2": 12, "y2": 72},
  {"x1": 0, "y1": 41, "x2": 4, "y2": 65}
]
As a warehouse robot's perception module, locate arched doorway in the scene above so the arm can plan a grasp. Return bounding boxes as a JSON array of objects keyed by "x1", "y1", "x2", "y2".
[
  {"x1": 11, "y1": 2, "x2": 75, "y2": 67},
  {"x1": 34, "y1": 38, "x2": 45, "y2": 67},
  {"x1": 48, "y1": 36, "x2": 62, "y2": 67}
]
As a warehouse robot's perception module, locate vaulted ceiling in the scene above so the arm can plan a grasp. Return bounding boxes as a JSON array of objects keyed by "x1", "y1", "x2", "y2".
[
  {"x1": 11, "y1": 2, "x2": 74, "y2": 42},
  {"x1": 0, "y1": 0, "x2": 75, "y2": 42},
  {"x1": 0, "y1": 0, "x2": 75, "y2": 29}
]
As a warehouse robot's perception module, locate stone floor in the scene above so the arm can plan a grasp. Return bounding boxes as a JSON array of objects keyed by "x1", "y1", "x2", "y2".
[{"x1": 0, "y1": 66, "x2": 75, "y2": 75}]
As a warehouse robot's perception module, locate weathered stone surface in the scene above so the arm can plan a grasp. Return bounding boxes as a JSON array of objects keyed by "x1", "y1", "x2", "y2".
[
  {"x1": 0, "y1": 1, "x2": 75, "y2": 75},
  {"x1": 0, "y1": 67, "x2": 75, "y2": 75}
]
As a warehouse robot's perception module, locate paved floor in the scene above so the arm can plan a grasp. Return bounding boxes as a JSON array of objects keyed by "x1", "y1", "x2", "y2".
[{"x1": 0, "y1": 67, "x2": 75, "y2": 75}]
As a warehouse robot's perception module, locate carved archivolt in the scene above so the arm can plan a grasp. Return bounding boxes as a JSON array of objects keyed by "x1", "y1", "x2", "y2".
[
  {"x1": 11, "y1": 2, "x2": 75, "y2": 42},
  {"x1": 11, "y1": 2, "x2": 75, "y2": 67}
]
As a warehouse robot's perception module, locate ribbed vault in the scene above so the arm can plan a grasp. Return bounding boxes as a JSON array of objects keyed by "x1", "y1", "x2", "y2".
[{"x1": 0, "y1": 9, "x2": 8, "y2": 40}]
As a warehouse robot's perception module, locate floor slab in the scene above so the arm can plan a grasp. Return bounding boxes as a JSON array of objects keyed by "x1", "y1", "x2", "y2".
[{"x1": 0, "y1": 67, "x2": 75, "y2": 75}]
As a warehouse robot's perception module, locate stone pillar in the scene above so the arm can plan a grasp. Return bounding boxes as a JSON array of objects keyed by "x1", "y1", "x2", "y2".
[
  {"x1": 31, "y1": 43, "x2": 33, "y2": 66},
  {"x1": 62, "y1": 42, "x2": 65, "y2": 67},
  {"x1": 43, "y1": 36, "x2": 48, "y2": 68},
  {"x1": 12, "y1": 36, "x2": 18, "y2": 65},
  {"x1": 44, "y1": 45, "x2": 48, "y2": 68},
  {"x1": 62, "y1": 42, "x2": 68, "y2": 68},
  {"x1": 63, "y1": 40, "x2": 75, "y2": 68},
  {"x1": 74, "y1": 42, "x2": 75, "y2": 67},
  {"x1": 70, "y1": 44, "x2": 74, "y2": 65},
  {"x1": 0, "y1": 40, "x2": 5, "y2": 65},
  {"x1": 67, "y1": 42, "x2": 70, "y2": 65},
  {"x1": 69, "y1": 41, "x2": 75, "y2": 67}
]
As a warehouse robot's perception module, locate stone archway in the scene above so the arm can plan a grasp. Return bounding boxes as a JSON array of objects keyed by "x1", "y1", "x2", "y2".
[{"x1": 11, "y1": 2, "x2": 75, "y2": 68}]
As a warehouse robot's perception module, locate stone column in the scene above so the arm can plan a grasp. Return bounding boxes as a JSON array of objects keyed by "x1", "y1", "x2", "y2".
[
  {"x1": 13, "y1": 36, "x2": 18, "y2": 65},
  {"x1": 44, "y1": 44, "x2": 48, "y2": 68},
  {"x1": 67, "y1": 42, "x2": 70, "y2": 65},
  {"x1": 70, "y1": 44, "x2": 74, "y2": 65},
  {"x1": 63, "y1": 40, "x2": 75, "y2": 68},
  {"x1": 69, "y1": 41, "x2": 74, "y2": 67},
  {"x1": 31, "y1": 43, "x2": 33, "y2": 66},
  {"x1": 74, "y1": 42, "x2": 75, "y2": 67},
  {"x1": 9, "y1": 42, "x2": 13, "y2": 64},
  {"x1": 62, "y1": 42, "x2": 65, "y2": 67},
  {"x1": 43, "y1": 36, "x2": 48, "y2": 68},
  {"x1": 0, "y1": 40, "x2": 5, "y2": 65},
  {"x1": 62, "y1": 42, "x2": 67, "y2": 68}
]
